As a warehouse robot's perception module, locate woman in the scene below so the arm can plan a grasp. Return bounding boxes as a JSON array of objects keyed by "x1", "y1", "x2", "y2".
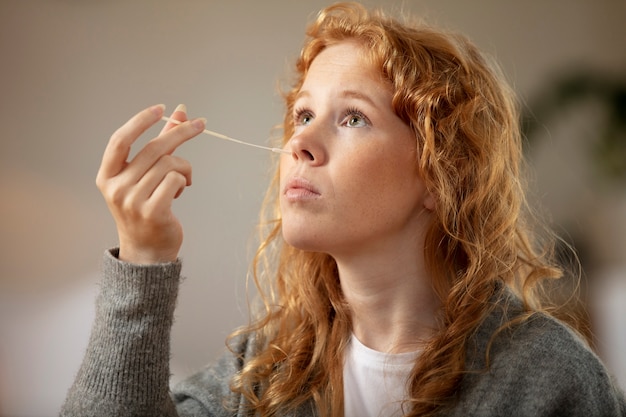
[{"x1": 62, "y1": 2, "x2": 625, "y2": 416}]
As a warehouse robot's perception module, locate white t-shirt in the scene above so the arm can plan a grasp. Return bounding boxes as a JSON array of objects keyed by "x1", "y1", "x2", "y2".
[{"x1": 343, "y1": 334, "x2": 421, "y2": 417}]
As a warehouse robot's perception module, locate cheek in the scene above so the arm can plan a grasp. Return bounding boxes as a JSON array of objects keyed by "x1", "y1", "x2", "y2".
[
  {"x1": 342, "y1": 148, "x2": 420, "y2": 214},
  {"x1": 278, "y1": 155, "x2": 291, "y2": 188},
  {"x1": 347, "y1": 146, "x2": 413, "y2": 190}
]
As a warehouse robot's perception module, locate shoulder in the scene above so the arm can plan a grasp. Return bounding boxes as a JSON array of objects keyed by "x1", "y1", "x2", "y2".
[
  {"x1": 456, "y1": 289, "x2": 626, "y2": 416},
  {"x1": 170, "y1": 332, "x2": 318, "y2": 417},
  {"x1": 170, "y1": 332, "x2": 257, "y2": 416}
]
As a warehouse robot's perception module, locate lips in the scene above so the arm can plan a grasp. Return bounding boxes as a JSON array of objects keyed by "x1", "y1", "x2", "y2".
[{"x1": 283, "y1": 177, "x2": 321, "y2": 201}]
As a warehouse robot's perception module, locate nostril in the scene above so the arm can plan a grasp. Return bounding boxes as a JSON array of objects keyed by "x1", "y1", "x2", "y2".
[{"x1": 293, "y1": 149, "x2": 315, "y2": 161}]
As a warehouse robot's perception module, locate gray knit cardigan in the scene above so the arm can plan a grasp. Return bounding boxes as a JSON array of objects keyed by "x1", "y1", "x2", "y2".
[{"x1": 61, "y1": 249, "x2": 626, "y2": 416}]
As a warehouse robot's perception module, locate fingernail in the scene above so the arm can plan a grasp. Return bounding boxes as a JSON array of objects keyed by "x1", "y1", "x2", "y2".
[
  {"x1": 151, "y1": 104, "x2": 166, "y2": 116},
  {"x1": 191, "y1": 117, "x2": 206, "y2": 130},
  {"x1": 174, "y1": 103, "x2": 187, "y2": 113}
]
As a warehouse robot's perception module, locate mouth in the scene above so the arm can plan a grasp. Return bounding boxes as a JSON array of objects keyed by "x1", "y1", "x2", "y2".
[{"x1": 283, "y1": 177, "x2": 321, "y2": 201}]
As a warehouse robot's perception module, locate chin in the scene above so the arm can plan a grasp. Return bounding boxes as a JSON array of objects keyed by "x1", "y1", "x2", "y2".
[{"x1": 281, "y1": 227, "x2": 327, "y2": 253}]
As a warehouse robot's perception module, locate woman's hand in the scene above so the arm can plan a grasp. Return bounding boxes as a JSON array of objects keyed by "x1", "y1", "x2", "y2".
[{"x1": 96, "y1": 104, "x2": 206, "y2": 264}]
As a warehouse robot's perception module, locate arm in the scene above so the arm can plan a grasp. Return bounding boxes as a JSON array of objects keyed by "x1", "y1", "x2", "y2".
[
  {"x1": 61, "y1": 105, "x2": 207, "y2": 416},
  {"x1": 60, "y1": 249, "x2": 181, "y2": 417}
]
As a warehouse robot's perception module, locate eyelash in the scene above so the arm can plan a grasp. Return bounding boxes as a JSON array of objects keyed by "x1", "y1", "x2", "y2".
[
  {"x1": 293, "y1": 107, "x2": 314, "y2": 126},
  {"x1": 342, "y1": 107, "x2": 370, "y2": 127},
  {"x1": 292, "y1": 107, "x2": 371, "y2": 127}
]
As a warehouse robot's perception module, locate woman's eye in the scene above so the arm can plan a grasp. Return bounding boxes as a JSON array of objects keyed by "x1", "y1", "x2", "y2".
[
  {"x1": 343, "y1": 109, "x2": 369, "y2": 128},
  {"x1": 295, "y1": 109, "x2": 314, "y2": 126},
  {"x1": 347, "y1": 115, "x2": 365, "y2": 127}
]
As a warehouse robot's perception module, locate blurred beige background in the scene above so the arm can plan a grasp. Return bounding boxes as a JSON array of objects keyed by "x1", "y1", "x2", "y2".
[{"x1": 1, "y1": 1, "x2": 624, "y2": 416}]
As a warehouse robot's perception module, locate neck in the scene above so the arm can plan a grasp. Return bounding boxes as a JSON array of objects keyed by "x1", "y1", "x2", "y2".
[{"x1": 334, "y1": 243, "x2": 440, "y2": 354}]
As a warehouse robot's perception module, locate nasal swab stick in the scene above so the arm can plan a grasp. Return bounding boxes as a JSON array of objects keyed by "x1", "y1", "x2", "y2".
[{"x1": 161, "y1": 116, "x2": 289, "y2": 154}]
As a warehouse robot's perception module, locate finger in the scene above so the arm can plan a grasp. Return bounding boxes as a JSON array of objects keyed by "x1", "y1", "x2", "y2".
[
  {"x1": 146, "y1": 171, "x2": 188, "y2": 218},
  {"x1": 98, "y1": 104, "x2": 166, "y2": 180},
  {"x1": 160, "y1": 103, "x2": 188, "y2": 134},
  {"x1": 129, "y1": 117, "x2": 205, "y2": 175},
  {"x1": 130, "y1": 155, "x2": 192, "y2": 202}
]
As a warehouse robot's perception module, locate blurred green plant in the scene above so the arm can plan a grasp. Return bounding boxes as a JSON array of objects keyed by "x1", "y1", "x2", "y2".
[{"x1": 522, "y1": 69, "x2": 626, "y2": 182}]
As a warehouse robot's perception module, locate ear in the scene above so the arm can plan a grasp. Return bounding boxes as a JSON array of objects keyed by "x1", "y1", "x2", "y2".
[{"x1": 423, "y1": 189, "x2": 436, "y2": 211}]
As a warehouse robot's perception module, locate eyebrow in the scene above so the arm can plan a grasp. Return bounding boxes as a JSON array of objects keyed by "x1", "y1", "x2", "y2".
[{"x1": 295, "y1": 89, "x2": 381, "y2": 109}]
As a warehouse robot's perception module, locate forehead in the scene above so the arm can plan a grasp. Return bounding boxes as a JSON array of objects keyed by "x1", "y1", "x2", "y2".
[{"x1": 301, "y1": 41, "x2": 391, "y2": 96}]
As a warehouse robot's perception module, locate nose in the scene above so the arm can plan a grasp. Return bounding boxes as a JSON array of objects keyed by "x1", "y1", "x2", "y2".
[{"x1": 288, "y1": 124, "x2": 327, "y2": 165}]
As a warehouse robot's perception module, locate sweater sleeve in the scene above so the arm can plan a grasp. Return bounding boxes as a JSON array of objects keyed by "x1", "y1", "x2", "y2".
[{"x1": 60, "y1": 248, "x2": 183, "y2": 417}]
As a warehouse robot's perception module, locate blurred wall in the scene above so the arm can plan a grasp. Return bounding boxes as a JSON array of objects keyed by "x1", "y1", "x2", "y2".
[{"x1": 1, "y1": 1, "x2": 624, "y2": 416}]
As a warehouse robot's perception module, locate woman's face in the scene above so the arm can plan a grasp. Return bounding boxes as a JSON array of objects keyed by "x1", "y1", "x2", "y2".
[{"x1": 280, "y1": 41, "x2": 434, "y2": 259}]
